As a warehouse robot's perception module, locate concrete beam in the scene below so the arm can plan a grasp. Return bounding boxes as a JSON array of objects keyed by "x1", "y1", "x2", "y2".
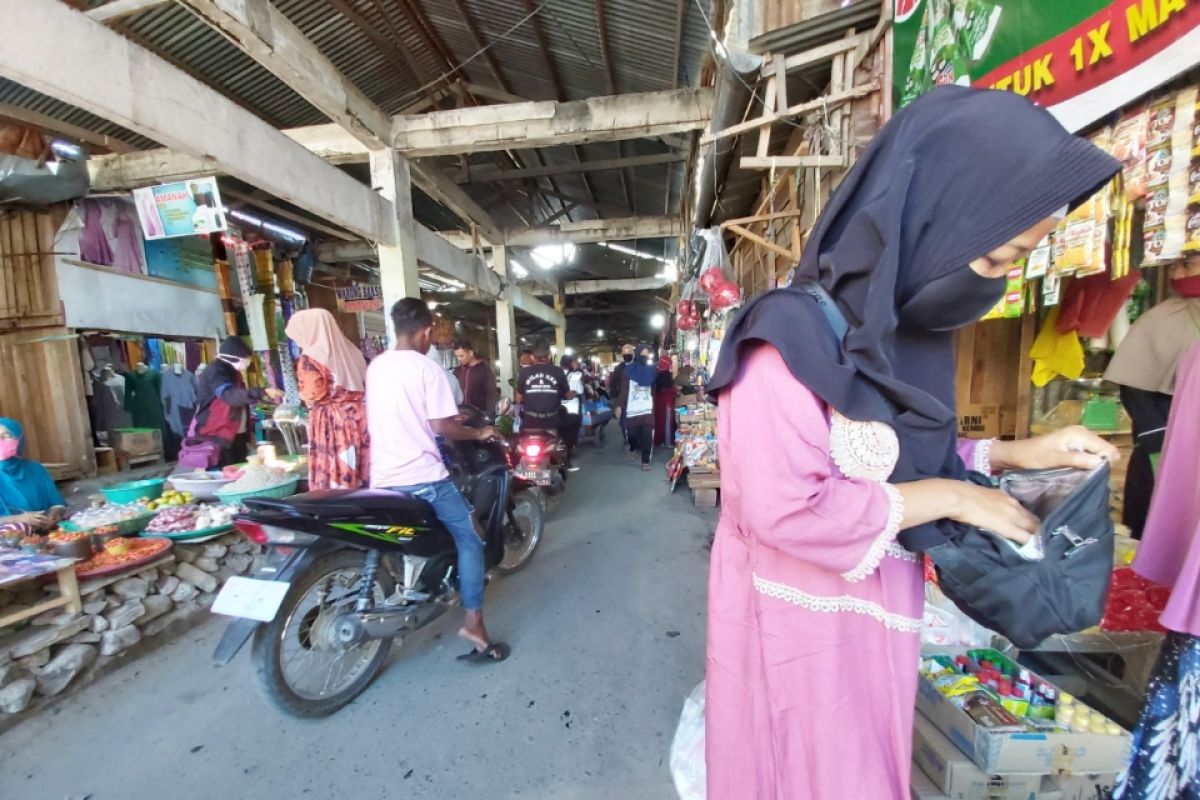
[
  {"x1": 0, "y1": 102, "x2": 137, "y2": 153},
  {"x1": 452, "y1": 152, "x2": 685, "y2": 184},
  {"x1": 86, "y1": 0, "x2": 170, "y2": 22},
  {"x1": 8, "y1": 0, "x2": 390, "y2": 243},
  {"x1": 506, "y1": 216, "x2": 681, "y2": 246},
  {"x1": 391, "y1": 88, "x2": 712, "y2": 157},
  {"x1": 560, "y1": 277, "x2": 671, "y2": 295}
]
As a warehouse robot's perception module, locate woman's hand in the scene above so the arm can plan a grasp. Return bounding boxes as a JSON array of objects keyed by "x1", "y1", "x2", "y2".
[
  {"x1": 897, "y1": 478, "x2": 1038, "y2": 544},
  {"x1": 990, "y1": 426, "x2": 1120, "y2": 472},
  {"x1": 15, "y1": 511, "x2": 51, "y2": 529},
  {"x1": 263, "y1": 387, "x2": 284, "y2": 403},
  {"x1": 947, "y1": 482, "x2": 1039, "y2": 544}
]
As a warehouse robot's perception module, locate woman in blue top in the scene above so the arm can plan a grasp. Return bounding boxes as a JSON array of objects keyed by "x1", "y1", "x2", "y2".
[{"x1": 0, "y1": 418, "x2": 67, "y2": 530}]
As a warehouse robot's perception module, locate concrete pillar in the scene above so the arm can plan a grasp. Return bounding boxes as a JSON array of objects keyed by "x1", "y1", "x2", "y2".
[
  {"x1": 369, "y1": 148, "x2": 421, "y2": 344},
  {"x1": 493, "y1": 245, "x2": 518, "y2": 399},
  {"x1": 554, "y1": 293, "x2": 567, "y2": 355}
]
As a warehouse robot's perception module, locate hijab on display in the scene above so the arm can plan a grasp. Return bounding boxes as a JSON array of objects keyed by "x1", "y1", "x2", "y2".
[
  {"x1": 706, "y1": 85, "x2": 1120, "y2": 552},
  {"x1": 285, "y1": 308, "x2": 368, "y2": 393}
]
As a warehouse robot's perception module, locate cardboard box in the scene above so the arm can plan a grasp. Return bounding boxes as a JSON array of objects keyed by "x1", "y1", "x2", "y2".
[
  {"x1": 1049, "y1": 772, "x2": 1117, "y2": 800},
  {"x1": 916, "y1": 670, "x2": 1131, "y2": 774},
  {"x1": 911, "y1": 762, "x2": 951, "y2": 800},
  {"x1": 958, "y1": 404, "x2": 1000, "y2": 438},
  {"x1": 914, "y1": 713, "x2": 1048, "y2": 800},
  {"x1": 113, "y1": 428, "x2": 163, "y2": 457}
]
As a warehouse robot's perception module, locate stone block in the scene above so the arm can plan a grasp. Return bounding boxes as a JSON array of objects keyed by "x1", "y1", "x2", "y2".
[
  {"x1": 32, "y1": 609, "x2": 81, "y2": 627},
  {"x1": 34, "y1": 643, "x2": 97, "y2": 697},
  {"x1": 89, "y1": 614, "x2": 109, "y2": 634},
  {"x1": 137, "y1": 595, "x2": 173, "y2": 624},
  {"x1": 71, "y1": 631, "x2": 102, "y2": 645},
  {"x1": 16, "y1": 649, "x2": 50, "y2": 671},
  {"x1": 81, "y1": 589, "x2": 105, "y2": 605},
  {"x1": 104, "y1": 595, "x2": 122, "y2": 611},
  {"x1": 176, "y1": 563, "x2": 218, "y2": 593},
  {"x1": 157, "y1": 575, "x2": 180, "y2": 596},
  {"x1": 104, "y1": 600, "x2": 145, "y2": 631},
  {"x1": 224, "y1": 553, "x2": 254, "y2": 575},
  {"x1": 0, "y1": 662, "x2": 28, "y2": 689},
  {"x1": 170, "y1": 581, "x2": 200, "y2": 604},
  {"x1": 174, "y1": 546, "x2": 199, "y2": 564},
  {"x1": 99, "y1": 625, "x2": 141, "y2": 657},
  {"x1": 193, "y1": 556, "x2": 220, "y2": 573},
  {"x1": 0, "y1": 677, "x2": 35, "y2": 714},
  {"x1": 112, "y1": 577, "x2": 150, "y2": 600},
  {"x1": 82, "y1": 599, "x2": 107, "y2": 616},
  {"x1": 203, "y1": 543, "x2": 228, "y2": 559},
  {"x1": 229, "y1": 538, "x2": 255, "y2": 555},
  {"x1": 137, "y1": 567, "x2": 160, "y2": 584},
  {"x1": 3, "y1": 615, "x2": 89, "y2": 659}
]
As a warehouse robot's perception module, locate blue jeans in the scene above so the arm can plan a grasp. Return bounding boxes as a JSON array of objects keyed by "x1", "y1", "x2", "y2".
[{"x1": 386, "y1": 478, "x2": 485, "y2": 611}]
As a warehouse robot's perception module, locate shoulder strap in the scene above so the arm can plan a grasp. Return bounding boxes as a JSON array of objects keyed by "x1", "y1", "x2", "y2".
[{"x1": 795, "y1": 280, "x2": 850, "y2": 342}]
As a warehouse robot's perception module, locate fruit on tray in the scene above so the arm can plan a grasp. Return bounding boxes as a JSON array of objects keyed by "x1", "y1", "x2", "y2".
[
  {"x1": 147, "y1": 490, "x2": 193, "y2": 511},
  {"x1": 48, "y1": 530, "x2": 91, "y2": 542},
  {"x1": 145, "y1": 503, "x2": 239, "y2": 534},
  {"x1": 105, "y1": 538, "x2": 132, "y2": 556}
]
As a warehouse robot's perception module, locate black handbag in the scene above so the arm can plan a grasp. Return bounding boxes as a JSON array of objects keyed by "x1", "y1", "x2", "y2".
[
  {"x1": 796, "y1": 279, "x2": 1114, "y2": 648},
  {"x1": 925, "y1": 464, "x2": 1114, "y2": 649}
]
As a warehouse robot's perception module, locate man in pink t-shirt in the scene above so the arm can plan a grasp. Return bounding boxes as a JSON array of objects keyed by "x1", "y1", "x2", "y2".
[{"x1": 366, "y1": 298, "x2": 509, "y2": 664}]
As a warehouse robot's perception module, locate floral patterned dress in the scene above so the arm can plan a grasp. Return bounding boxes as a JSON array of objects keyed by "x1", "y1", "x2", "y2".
[{"x1": 296, "y1": 355, "x2": 369, "y2": 490}]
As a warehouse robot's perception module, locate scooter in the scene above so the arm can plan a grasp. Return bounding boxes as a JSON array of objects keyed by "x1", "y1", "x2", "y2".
[
  {"x1": 211, "y1": 432, "x2": 543, "y2": 717},
  {"x1": 511, "y1": 428, "x2": 569, "y2": 495}
]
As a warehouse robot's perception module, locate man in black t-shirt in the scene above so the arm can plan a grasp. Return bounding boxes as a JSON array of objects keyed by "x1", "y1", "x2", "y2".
[{"x1": 516, "y1": 340, "x2": 574, "y2": 432}]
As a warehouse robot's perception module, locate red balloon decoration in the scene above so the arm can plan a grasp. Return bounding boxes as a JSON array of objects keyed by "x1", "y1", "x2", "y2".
[
  {"x1": 699, "y1": 268, "x2": 725, "y2": 295},
  {"x1": 677, "y1": 315, "x2": 697, "y2": 331}
]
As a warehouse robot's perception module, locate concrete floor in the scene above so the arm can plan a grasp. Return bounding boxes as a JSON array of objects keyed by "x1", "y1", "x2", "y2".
[{"x1": 1, "y1": 439, "x2": 714, "y2": 800}]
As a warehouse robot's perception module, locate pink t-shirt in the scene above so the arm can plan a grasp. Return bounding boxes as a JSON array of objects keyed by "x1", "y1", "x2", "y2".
[{"x1": 367, "y1": 349, "x2": 459, "y2": 488}]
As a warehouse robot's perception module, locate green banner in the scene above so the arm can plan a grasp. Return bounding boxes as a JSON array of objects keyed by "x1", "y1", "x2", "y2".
[{"x1": 893, "y1": 0, "x2": 1200, "y2": 131}]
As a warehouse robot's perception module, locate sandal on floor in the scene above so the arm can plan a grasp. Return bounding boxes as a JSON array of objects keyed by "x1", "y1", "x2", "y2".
[
  {"x1": 456, "y1": 643, "x2": 511, "y2": 664},
  {"x1": 641, "y1": 464, "x2": 652, "y2": 471}
]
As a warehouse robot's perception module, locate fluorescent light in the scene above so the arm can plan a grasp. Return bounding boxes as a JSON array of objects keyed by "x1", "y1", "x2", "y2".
[
  {"x1": 228, "y1": 209, "x2": 306, "y2": 243},
  {"x1": 564, "y1": 347, "x2": 574, "y2": 356},
  {"x1": 650, "y1": 312, "x2": 666, "y2": 330},
  {"x1": 426, "y1": 301, "x2": 439, "y2": 310},
  {"x1": 596, "y1": 329, "x2": 605, "y2": 337},
  {"x1": 509, "y1": 260, "x2": 530, "y2": 279},
  {"x1": 597, "y1": 241, "x2": 672, "y2": 264}
]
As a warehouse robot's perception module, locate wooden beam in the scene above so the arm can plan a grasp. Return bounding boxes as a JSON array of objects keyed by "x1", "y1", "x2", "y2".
[
  {"x1": 521, "y1": 185, "x2": 631, "y2": 219},
  {"x1": 392, "y1": 88, "x2": 712, "y2": 157},
  {"x1": 8, "y1": 0, "x2": 389, "y2": 243},
  {"x1": 0, "y1": 102, "x2": 138, "y2": 153},
  {"x1": 176, "y1": 0, "x2": 392, "y2": 148},
  {"x1": 86, "y1": 0, "x2": 169, "y2": 22},
  {"x1": 700, "y1": 84, "x2": 878, "y2": 145},
  {"x1": 409, "y1": 159, "x2": 503, "y2": 243},
  {"x1": 777, "y1": 34, "x2": 868, "y2": 73},
  {"x1": 594, "y1": 0, "x2": 633, "y2": 213},
  {"x1": 454, "y1": 152, "x2": 685, "y2": 184},
  {"x1": 726, "y1": 224, "x2": 794, "y2": 260},
  {"x1": 739, "y1": 156, "x2": 846, "y2": 170},
  {"x1": 461, "y1": 82, "x2": 532, "y2": 105},
  {"x1": 506, "y1": 216, "x2": 681, "y2": 246}
]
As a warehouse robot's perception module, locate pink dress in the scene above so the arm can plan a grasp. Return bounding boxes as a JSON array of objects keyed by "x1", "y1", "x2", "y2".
[{"x1": 705, "y1": 343, "x2": 988, "y2": 799}]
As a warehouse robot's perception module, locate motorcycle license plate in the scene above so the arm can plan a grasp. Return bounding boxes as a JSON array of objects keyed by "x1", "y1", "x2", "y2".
[
  {"x1": 211, "y1": 577, "x2": 291, "y2": 622},
  {"x1": 517, "y1": 468, "x2": 553, "y2": 484}
]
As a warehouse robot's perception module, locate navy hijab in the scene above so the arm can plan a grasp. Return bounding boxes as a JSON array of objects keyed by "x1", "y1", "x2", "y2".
[{"x1": 707, "y1": 87, "x2": 1120, "y2": 551}]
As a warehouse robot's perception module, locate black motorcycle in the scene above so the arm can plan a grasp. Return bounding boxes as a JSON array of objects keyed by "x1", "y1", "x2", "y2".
[
  {"x1": 511, "y1": 428, "x2": 569, "y2": 495},
  {"x1": 211, "y1": 434, "x2": 542, "y2": 717}
]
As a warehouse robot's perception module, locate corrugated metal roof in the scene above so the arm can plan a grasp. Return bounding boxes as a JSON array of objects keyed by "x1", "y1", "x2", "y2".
[{"x1": 0, "y1": 0, "x2": 709, "y2": 230}]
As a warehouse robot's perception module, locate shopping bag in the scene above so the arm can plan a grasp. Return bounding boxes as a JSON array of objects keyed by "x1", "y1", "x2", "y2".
[{"x1": 670, "y1": 681, "x2": 707, "y2": 800}]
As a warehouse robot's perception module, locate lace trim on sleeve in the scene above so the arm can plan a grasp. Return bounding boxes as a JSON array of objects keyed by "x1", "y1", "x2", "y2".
[
  {"x1": 840, "y1": 483, "x2": 905, "y2": 582},
  {"x1": 974, "y1": 439, "x2": 994, "y2": 475}
]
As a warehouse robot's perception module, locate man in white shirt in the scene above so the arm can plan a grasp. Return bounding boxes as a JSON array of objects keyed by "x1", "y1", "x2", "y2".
[{"x1": 367, "y1": 298, "x2": 509, "y2": 664}]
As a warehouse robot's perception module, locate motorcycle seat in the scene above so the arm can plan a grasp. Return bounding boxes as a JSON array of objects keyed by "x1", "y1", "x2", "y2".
[{"x1": 245, "y1": 488, "x2": 435, "y2": 519}]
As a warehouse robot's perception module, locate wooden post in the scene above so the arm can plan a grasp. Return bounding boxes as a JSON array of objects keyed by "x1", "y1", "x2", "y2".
[
  {"x1": 370, "y1": 149, "x2": 421, "y2": 345},
  {"x1": 554, "y1": 293, "x2": 567, "y2": 354},
  {"x1": 493, "y1": 245, "x2": 518, "y2": 399}
]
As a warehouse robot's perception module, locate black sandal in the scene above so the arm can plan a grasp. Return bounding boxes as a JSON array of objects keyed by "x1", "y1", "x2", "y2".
[{"x1": 456, "y1": 642, "x2": 511, "y2": 664}]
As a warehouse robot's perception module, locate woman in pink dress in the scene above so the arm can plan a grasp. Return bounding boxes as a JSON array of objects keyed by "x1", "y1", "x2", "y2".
[{"x1": 703, "y1": 87, "x2": 1122, "y2": 799}]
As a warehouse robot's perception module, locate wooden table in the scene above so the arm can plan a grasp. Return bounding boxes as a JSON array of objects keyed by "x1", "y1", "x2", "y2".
[{"x1": 0, "y1": 548, "x2": 82, "y2": 628}]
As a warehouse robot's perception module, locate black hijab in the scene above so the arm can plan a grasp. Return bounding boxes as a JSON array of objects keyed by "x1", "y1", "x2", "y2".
[{"x1": 707, "y1": 86, "x2": 1120, "y2": 551}]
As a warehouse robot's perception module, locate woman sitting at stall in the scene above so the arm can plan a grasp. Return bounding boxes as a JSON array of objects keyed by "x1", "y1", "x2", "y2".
[
  {"x1": 285, "y1": 309, "x2": 370, "y2": 490},
  {"x1": 0, "y1": 418, "x2": 67, "y2": 530},
  {"x1": 192, "y1": 336, "x2": 281, "y2": 467}
]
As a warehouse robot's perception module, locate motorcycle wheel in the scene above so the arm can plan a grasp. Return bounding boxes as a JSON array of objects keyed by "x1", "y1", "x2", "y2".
[
  {"x1": 497, "y1": 489, "x2": 544, "y2": 574},
  {"x1": 252, "y1": 550, "x2": 396, "y2": 718}
]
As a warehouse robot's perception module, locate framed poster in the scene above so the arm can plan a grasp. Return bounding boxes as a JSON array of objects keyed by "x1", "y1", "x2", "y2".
[{"x1": 133, "y1": 177, "x2": 227, "y2": 240}]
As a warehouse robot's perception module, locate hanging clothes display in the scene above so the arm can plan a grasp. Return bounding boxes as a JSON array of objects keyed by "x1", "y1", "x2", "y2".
[
  {"x1": 160, "y1": 367, "x2": 198, "y2": 438},
  {"x1": 109, "y1": 203, "x2": 145, "y2": 274},
  {"x1": 79, "y1": 201, "x2": 114, "y2": 265},
  {"x1": 122, "y1": 368, "x2": 165, "y2": 430}
]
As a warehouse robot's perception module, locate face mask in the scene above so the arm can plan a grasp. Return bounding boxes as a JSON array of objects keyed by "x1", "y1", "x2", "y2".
[
  {"x1": 900, "y1": 268, "x2": 1007, "y2": 332},
  {"x1": 220, "y1": 354, "x2": 251, "y2": 372},
  {"x1": 622, "y1": 354, "x2": 634, "y2": 364},
  {"x1": 1172, "y1": 275, "x2": 1200, "y2": 298},
  {"x1": 0, "y1": 439, "x2": 20, "y2": 460}
]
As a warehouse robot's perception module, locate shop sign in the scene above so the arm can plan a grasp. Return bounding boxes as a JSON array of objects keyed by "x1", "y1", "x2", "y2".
[
  {"x1": 894, "y1": 0, "x2": 1200, "y2": 132},
  {"x1": 133, "y1": 177, "x2": 228, "y2": 240},
  {"x1": 957, "y1": 404, "x2": 1001, "y2": 438},
  {"x1": 335, "y1": 284, "x2": 383, "y2": 313}
]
